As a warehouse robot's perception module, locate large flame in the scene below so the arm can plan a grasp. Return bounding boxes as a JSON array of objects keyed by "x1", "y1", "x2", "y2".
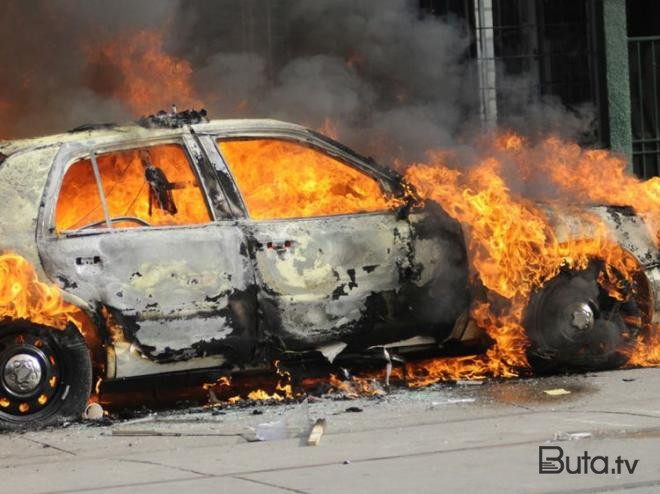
[
  {"x1": 0, "y1": 252, "x2": 105, "y2": 405},
  {"x1": 218, "y1": 139, "x2": 394, "y2": 220},
  {"x1": 400, "y1": 132, "x2": 660, "y2": 382},
  {"x1": 0, "y1": 253, "x2": 86, "y2": 330},
  {"x1": 86, "y1": 30, "x2": 200, "y2": 116},
  {"x1": 495, "y1": 134, "x2": 660, "y2": 244},
  {"x1": 625, "y1": 323, "x2": 660, "y2": 367}
]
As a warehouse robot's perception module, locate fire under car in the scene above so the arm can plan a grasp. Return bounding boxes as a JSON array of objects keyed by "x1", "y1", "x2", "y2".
[{"x1": 0, "y1": 110, "x2": 658, "y2": 429}]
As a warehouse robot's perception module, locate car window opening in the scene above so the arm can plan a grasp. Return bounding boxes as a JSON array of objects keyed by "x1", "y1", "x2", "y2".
[
  {"x1": 217, "y1": 138, "x2": 393, "y2": 220},
  {"x1": 55, "y1": 144, "x2": 211, "y2": 232}
]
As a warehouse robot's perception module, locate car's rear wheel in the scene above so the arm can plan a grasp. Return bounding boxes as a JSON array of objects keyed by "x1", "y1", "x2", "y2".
[
  {"x1": 524, "y1": 261, "x2": 642, "y2": 372},
  {"x1": 0, "y1": 323, "x2": 92, "y2": 430}
]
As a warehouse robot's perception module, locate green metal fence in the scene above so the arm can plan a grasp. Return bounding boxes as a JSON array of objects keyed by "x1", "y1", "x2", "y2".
[{"x1": 628, "y1": 35, "x2": 660, "y2": 178}]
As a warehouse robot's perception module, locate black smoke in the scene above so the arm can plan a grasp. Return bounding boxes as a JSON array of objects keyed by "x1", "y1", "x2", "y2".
[{"x1": 0, "y1": 0, "x2": 594, "y2": 166}]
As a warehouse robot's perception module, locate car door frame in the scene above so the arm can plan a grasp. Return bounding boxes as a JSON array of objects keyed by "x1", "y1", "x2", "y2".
[
  {"x1": 35, "y1": 129, "x2": 259, "y2": 376},
  {"x1": 194, "y1": 128, "x2": 420, "y2": 350}
]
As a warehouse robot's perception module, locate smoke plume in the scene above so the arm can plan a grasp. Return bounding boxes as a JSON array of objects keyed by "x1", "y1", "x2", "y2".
[{"x1": 0, "y1": 0, "x2": 594, "y2": 166}]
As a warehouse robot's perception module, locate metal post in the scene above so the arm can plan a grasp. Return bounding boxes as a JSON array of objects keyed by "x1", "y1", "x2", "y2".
[
  {"x1": 473, "y1": 0, "x2": 498, "y2": 130},
  {"x1": 602, "y1": 0, "x2": 633, "y2": 169}
]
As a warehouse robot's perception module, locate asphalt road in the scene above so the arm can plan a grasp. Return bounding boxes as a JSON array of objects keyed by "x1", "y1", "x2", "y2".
[{"x1": 1, "y1": 367, "x2": 660, "y2": 494}]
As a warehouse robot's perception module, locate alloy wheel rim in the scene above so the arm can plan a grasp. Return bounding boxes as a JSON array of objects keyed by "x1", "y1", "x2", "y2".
[{"x1": 0, "y1": 332, "x2": 62, "y2": 417}]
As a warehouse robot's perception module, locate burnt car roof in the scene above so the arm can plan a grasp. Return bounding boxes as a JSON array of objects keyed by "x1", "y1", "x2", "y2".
[
  {"x1": 0, "y1": 118, "x2": 306, "y2": 155},
  {"x1": 0, "y1": 118, "x2": 356, "y2": 159}
]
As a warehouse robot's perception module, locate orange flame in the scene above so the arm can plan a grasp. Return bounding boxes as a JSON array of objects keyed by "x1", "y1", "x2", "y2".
[
  {"x1": 326, "y1": 374, "x2": 385, "y2": 398},
  {"x1": 495, "y1": 133, "x2": 660, "y2": 244},
  {"x1": 626, "y1": 324, "x2": 660, "y2": 367},
  {"x1": 401, "y1": 132, "x2": 659, "y2": 381},
  {"x1": 56, "y1": 144, "x2": 211, "y2": 232},
  {"x1": 0, "y1": 252, "x2": 103, "y2": 386},
  {"x1": 86, "y1": 30, "x2": 201, "y2": 115},
  {"x1": 0, "y1": 253, "x2": 86, "y2": 330},
  {"x1": 218, "y1": 139, "x2": 395, "y2": 220},
  {"x1": 318, "y1": 118, "x2": 340, "y2": 140},
  {"x1": 203, "y1": 375, "x2": 231, "y2": 392},
  {"x1": 204, "y1": 361, "x2": 297, "y2": 405},
  {"x1": 100, "y1": 306, "x2": 126, "y2": 344}
]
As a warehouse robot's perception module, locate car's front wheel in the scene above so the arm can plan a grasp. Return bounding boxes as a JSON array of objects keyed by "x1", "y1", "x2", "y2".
[{"x1": 0, "y1": 322, "x2": 92, "y2": 430}]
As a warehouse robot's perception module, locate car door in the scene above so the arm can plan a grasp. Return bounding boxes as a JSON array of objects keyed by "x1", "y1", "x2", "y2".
[
  {"x1": 37, "y1": 134, "x2": 257, "y2": 365},
  {"x1": 202, "y1": 134, "x2": 415, "y2": 349}
]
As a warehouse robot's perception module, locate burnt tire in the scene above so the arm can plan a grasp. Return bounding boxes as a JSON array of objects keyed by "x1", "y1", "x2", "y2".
[
  {"x1": 0, "y1": 322, "x2": 92, "y2": 430},
  {"x1": 523, "y1": 262, "x2": 641, "y2": 373}
]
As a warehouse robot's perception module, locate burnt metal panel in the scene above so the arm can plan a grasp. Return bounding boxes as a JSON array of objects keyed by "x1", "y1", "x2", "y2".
[
  {"x1": 195, "y1": 135, "x2": 249, "y2": 218},
  {"x1": 182, "y1": 133, "x2": 235, "y2": 220},
  {"x1": 243, "y1": 213, "x2": 413, "y2": 348},
  {"x1": 200, "y1": 128, "x2": 471, "y2": 351},
  {"x1": 545, "y1": 204, "x2": 660, "y2": 323},
  {"x1": 406, "y1": 205, "x2": 471, "y2": 330},
  {"x1": 40, "y1": 225, "x2": 256, "y2": 361},
  {"x1": 0, "y1": 146, "x2": 60, "y2": 277},
  {"x1": 37, "y1": 137, "x2": 259, "y2": 373}
]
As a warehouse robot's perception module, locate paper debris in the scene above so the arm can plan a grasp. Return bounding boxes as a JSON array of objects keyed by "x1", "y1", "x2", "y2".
[
  {"x1": 544, "y1": 388, "x2": 571, "y2": 396},
  {"x1": 307, "y1": 418, "x2": 327, "y2": 446}
]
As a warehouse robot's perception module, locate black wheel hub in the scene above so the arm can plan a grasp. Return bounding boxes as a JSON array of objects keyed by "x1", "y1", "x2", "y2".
[{"x1": 0, "y1": 332, "x2": 61, "y2": 416}]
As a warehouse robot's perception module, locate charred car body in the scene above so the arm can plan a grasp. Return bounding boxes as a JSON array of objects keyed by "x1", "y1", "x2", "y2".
[{"x1": 0, "y1": 111, "x2": 657, "y2": 428}]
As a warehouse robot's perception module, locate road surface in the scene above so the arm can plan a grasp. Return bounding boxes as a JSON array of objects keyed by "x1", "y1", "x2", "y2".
[{"x1": 1, "y1": 368, "x2": 660, "y2": 493}]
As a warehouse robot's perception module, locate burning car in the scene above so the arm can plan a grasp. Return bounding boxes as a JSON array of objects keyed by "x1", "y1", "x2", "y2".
[{"x1": 0, "y1": 110, "x2": 657, "y2": 428}]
